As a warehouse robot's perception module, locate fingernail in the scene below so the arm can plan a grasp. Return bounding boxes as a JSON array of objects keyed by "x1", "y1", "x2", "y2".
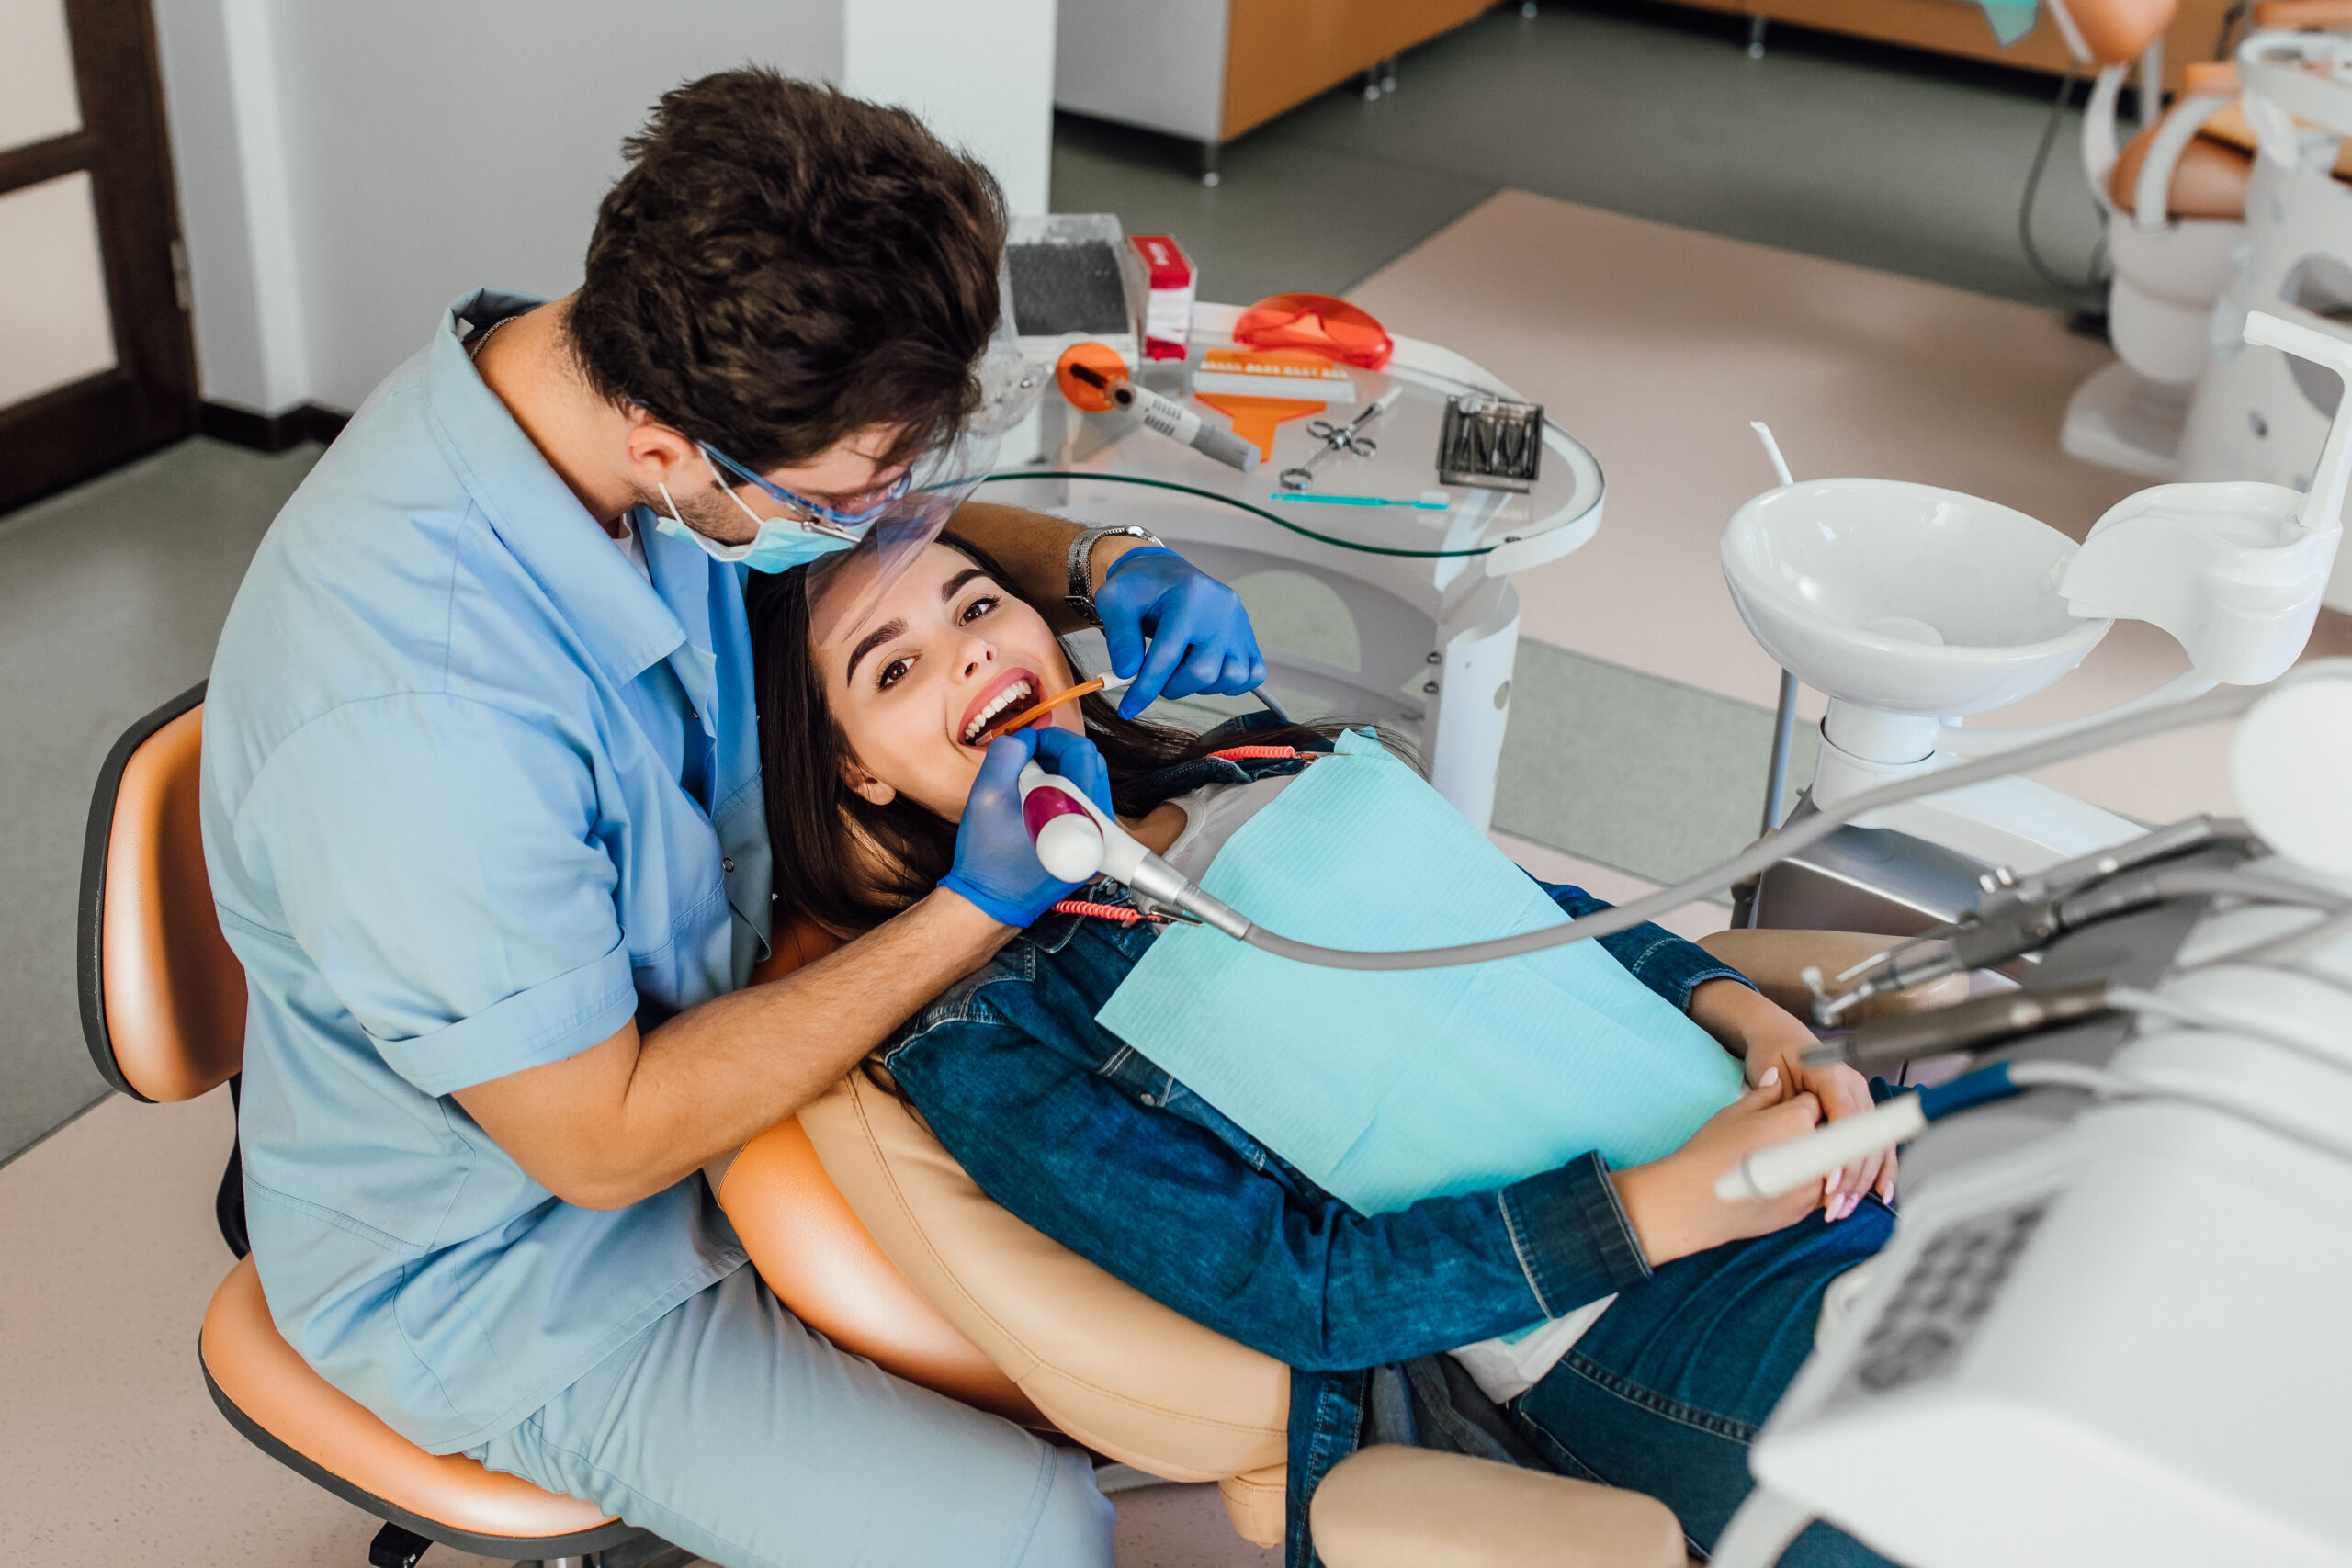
[{"x1": 1758, "y1": 1066, "x2": 1780, "y2": 1089}]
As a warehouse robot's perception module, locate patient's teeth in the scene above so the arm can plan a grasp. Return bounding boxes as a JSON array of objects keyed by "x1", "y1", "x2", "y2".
[{"x1": 962, "y1": 680, "x2": 1035, "y2": 742}]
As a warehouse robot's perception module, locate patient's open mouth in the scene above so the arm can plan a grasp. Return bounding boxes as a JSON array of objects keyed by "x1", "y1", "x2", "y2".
[{"x1": 959, "y1": 671, "x2": 1037, "y2": 746}]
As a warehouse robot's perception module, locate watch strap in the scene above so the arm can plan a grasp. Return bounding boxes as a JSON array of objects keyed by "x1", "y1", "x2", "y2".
[{"x1": 1064, "y1": 524, "x2": 1163, "y2": 626}]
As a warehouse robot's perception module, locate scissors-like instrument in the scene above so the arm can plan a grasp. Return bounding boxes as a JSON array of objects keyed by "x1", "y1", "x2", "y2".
[{"x1": 1278, "y1": 391, "x2": 1399, "y2": 491}]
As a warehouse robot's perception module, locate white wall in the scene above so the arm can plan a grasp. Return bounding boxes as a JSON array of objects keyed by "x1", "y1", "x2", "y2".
[
  {"x1": 153, "y1": 0, "x2": 1055, "y2": 418},
  {"x1": 842, "y1": 0, "x2": 1057, "y2": 217}
]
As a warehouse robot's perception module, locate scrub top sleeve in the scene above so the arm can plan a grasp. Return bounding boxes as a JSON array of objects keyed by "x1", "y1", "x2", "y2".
[{"x1": 234, "y1": 695, "x2": 639, "y2": 1098}]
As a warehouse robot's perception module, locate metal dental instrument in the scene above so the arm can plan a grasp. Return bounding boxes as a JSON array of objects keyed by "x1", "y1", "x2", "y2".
[{"x1": 1278, "y1": 391, "x2": 1399, "y2": 491}]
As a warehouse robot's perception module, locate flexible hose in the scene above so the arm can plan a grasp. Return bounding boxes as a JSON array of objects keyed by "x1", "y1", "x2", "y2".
[
  {"x1": 2020, "y1": 63, "x2": 2110, "y2": 300},
  {"x1": 1232, "y1": 680, "x2": 2278, "y2": 971}
]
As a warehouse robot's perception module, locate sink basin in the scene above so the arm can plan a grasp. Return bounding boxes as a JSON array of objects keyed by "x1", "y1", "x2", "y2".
[{"x1": 1722, "y1": 479, "x2": 2112, "y2": 717}]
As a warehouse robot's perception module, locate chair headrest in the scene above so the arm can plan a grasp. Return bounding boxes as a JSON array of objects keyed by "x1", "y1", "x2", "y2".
[{"x1": 2068, "y1": 0, "x2": 2178, "y2": 66}]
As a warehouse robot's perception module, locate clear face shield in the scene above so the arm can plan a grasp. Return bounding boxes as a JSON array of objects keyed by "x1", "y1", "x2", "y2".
[{"x1": 799, "y1": 322, "x2": 1045, "y2": 649}]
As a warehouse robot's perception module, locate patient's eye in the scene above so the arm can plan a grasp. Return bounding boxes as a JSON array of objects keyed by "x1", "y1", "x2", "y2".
[
  {"x1": 960, "y1": 592, "x2": 999, "y2": 624},
  {"x1": 876, "y1": 655, "x2": 912, "y2": 691}
]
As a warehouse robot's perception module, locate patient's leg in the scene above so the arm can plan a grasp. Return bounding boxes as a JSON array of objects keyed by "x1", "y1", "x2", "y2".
[{"x1": 1508, "y1": 1203, "x2": 1895, "y2": 1567}]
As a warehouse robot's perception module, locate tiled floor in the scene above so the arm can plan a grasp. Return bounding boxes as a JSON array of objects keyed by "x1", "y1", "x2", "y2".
[
  {"x1": 0, "y1": 438, "x2": 323, "y2": 1170},
  {"x1": 1348, "y1": 189, "x2": 2350, "y2": 829},
  {"x1": 1053, "y1": 0, "x2": 2111, "y2": 310}
]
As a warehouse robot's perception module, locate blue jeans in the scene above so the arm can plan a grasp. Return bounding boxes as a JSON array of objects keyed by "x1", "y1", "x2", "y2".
[
  {"x1": 467, "y1": 1267, "x2": 1114, "y2": 1568},
  {"x1": 1510, "y1": 1200, "x2": 1897, "y2": 1566}
]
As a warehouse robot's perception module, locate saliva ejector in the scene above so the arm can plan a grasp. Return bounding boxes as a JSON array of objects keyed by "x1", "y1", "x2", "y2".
[{"x1": 1017, "y1": 761, "x2": 1253, "y2": 938}]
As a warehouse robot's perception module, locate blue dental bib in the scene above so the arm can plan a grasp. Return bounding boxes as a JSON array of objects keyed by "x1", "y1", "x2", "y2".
[{"x1": 1096, "y1": 731, "x2": 1744, "y2": 1215}]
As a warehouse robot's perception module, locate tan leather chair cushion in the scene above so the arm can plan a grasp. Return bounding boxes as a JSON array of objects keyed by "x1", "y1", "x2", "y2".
[
  {"x1": 718, "y1": 1112, "x2": 1046, "y2": 1427},
  {"x1": 2199, "y1": 94, "x2": 2352, "y2": 184},
  {"x1": 1696, "y1": 929, "x2": 1967, "y2": 1024},
  {"x1": 201, "y1": 1257, "x2": 617, "y2": 1540},
  {"x1": 799, "y1": 1071, "x2": 1292, "y2": 1506},
  {"x1": 2109, "y1": 121, "x2": 2255, "y2": 221},
  {"x1": 101, "y1": 703, "x2": 243, "y2": 1102},
  {"x1": 1311, "y1": 1446, "x2": 1686, "y2": 1568}
]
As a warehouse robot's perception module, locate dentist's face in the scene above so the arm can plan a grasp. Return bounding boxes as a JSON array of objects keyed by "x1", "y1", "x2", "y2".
[{"x1": 823, "y1": 543, "x2": 1079, "y2": 820}]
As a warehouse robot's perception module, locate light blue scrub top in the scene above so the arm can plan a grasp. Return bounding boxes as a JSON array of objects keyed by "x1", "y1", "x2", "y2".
[{"x1": 202, "y1": 290, "x2": 765, "y2": 1453}]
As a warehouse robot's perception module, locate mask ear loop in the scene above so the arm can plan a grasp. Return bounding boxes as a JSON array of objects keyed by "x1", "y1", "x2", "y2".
[{"x1": 653, "y1": 479, "x2": 692, "y2": 537}]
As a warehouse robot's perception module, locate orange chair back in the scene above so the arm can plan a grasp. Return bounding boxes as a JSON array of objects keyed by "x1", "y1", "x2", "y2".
[{"x1": 79, "y1": 685, "x2": 244, "y2": 1103}]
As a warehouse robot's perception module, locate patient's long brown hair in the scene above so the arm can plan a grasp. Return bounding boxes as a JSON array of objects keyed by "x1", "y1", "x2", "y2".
[{"x1": 748, "y1": 537, "x2": 1363, "y2": 936}]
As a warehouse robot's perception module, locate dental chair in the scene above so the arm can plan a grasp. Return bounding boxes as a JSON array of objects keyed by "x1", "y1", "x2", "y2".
[
  {"x1": 2060, "y1": 0, "x2": 2254, "y2": 477},
  {"x1": 707, "y1": 924, "x2": 1959, "y2": 1567},
  {"x1": 79, "y1": 683, "x2": 1950, "y2": 1568}
]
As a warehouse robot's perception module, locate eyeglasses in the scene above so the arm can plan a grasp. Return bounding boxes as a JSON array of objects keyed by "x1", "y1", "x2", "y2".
[{"x1": 700, "y1": 441, "x2": 913, "y2": 536}]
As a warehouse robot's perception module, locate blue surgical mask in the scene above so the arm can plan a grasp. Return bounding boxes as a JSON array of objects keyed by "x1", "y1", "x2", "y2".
[{"x1": 651, "y1": 449, "x2": 865, "y2": 575}]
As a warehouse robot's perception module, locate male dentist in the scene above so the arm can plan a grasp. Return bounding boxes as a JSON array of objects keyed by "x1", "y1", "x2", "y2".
[{"x1": 200, "y1": 71, "x2": 1264, "y2": 1568}]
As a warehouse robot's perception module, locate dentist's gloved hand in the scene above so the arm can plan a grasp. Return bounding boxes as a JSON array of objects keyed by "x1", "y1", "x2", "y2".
[
  {"x1": 940, "y1": 725, "x2": 1116, "y2": 927},
  {"x1": 1095, "y1": 547, "x2": 1267, "y2": 719}
]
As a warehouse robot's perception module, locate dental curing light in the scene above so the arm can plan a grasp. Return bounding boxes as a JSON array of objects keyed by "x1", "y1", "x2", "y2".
[{"x1": 1056, "y1": 343, "x2": 1261, "y2": 472}]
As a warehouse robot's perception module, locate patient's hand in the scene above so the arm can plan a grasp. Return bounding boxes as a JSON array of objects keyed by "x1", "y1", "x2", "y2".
[
  {"x1": 1689, "y1": 978, "x2": 1893, "y2": 1220},
  {"x1": 1611, "y1": 1071, "x2": 1826, "y2": 1267}
]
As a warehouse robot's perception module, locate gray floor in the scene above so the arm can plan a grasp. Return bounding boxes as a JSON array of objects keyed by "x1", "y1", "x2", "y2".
[
  {"x1": 1052, "y1": 0, "x2": 2112, "y2": 309},
  {"x1": 0, "y1": 439, "x2": 322, "y2": 1167}
]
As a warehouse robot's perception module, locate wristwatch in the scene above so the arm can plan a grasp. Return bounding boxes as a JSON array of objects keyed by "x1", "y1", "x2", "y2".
[{"x1": 1063, "y1": 524, "x2": 1165, "y2": 626}]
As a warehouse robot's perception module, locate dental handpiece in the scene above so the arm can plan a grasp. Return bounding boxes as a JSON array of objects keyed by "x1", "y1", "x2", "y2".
[
  {"x1": 1016, "y1": 762, "x2": 1250, "y2": 937},
  {"x1": 1803, "y1": 980, "x2": 2119, "y2": 1075},
  {"x1": 1065, "y1": 361, "x2": 1260, "y2": 472},
  {"x1": 1820, "y1": 817, "x2": 2262, "y2": 1020}
]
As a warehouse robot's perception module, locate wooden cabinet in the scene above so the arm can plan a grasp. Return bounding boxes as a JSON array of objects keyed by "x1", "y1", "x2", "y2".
[
  {"x1": 1676, "y1": 0, "x2": 2234, "y2": 93},
  {"x1": 1056, "y1": 0, "x2": 1495, "y2": 156}
]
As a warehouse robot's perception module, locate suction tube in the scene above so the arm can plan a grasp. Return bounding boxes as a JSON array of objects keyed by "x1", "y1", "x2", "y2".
[{"x1": 1115, "y1": 674, "x2": 2324, "y2": 971}]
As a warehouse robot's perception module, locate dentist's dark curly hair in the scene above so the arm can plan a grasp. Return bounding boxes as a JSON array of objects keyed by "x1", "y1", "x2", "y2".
[{"x1": 569, "y1": 69, "x2": 1004, "y2": 474}]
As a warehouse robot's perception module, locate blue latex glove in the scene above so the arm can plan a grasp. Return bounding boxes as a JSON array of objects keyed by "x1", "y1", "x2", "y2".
[
  {"x1": 940, "y1": 726, "x2": 1116, "y2": 927},
  {"x1": 1095, "y1": 547, "x2": 1268, "y2": 720}
]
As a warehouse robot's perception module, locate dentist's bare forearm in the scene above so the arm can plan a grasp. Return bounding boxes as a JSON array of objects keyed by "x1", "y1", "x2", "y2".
[
  {"x1": 454, "y1": 888, "x2": 1013, "y2": 1209},
  {"x1": 947, "y1": 501, "x2": 1153, "y2": 635}
]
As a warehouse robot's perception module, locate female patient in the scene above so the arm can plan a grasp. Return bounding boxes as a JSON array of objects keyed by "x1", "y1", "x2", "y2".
[{"x1": 749, "y1": 539, "x2": 1897, "y2": 1568}]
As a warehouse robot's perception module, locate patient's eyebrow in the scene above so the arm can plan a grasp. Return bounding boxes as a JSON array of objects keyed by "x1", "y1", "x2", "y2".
[
  {"x1": 940, "y1": 566, "x2": 989, "y2": 601},
  {"x1": 845, "y1": 618, "x2": 908, "y2": 682}
]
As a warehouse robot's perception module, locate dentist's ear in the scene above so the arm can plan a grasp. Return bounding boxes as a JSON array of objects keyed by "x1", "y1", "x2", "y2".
[{"x1": 841, "y1": 758, "x2": 896, "y2": 807}]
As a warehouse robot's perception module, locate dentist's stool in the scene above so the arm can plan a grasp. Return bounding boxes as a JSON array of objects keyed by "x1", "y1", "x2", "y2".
[{"x1": 75, "y1": 684, "x2": 643, "y2": 1568}]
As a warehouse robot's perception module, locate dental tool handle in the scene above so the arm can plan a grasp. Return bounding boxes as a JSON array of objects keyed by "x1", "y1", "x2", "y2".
[
  {"x1": 1016, "y1": 762, "x2": 1254, "y2": 938},
  {"x1": 1715, "y1": 1096, "x2": 1926, "y2": 1202},
  {"x1": 1113, "y1": 381, "x2": 1261, "y2": 471},
  {"x1": 1807, "y1": 981, "x2": 2118, "y2": 1074}
]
